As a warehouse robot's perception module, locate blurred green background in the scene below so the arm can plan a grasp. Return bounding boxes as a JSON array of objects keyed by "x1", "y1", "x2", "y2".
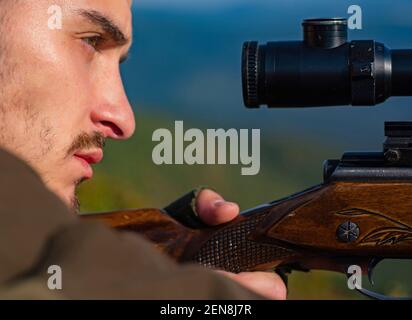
[{"x1": 79, "y1": 0, "x2": 412, "y2": 299}]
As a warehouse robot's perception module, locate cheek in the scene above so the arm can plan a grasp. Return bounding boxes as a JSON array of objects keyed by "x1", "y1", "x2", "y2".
[
  {"x1": 15, "y1": 43, "x2": 94, "y2": 141},
  {"x1": 3, "y1": 54, "x2": 94, "y2": 166},
  {"x1": 31, "y1": 49, "x2": 91, "y2": 113}
]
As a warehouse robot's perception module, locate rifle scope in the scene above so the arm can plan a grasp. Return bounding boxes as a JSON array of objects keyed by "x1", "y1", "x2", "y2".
[{"x1": 242, "y1": 18, "x2": 412, "y2": 108}]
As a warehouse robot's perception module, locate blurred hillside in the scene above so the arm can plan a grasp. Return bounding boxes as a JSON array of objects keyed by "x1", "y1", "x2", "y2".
[{"x1": 78, "y1": 113, "x2": 335, "y2": 211}]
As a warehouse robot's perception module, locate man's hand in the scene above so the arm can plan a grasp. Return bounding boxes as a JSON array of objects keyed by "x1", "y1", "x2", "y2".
[{"x1": 195, "y1": 189, "x2": 287, "y2": 300}]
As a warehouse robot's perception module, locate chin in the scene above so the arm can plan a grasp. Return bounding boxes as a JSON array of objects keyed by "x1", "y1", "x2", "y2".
[
  {"x1": 51, "y1": 184, "x2": 79, "y2": 212},
  {"x1": 44, "y1": 174, "x2": 83, "y2": 213},
  {"x1": 60, "y1": 192, "x2": 80, "y2": 214},
  {"x1": 70, "y1": 195, "x2": 81, "y2": 214}
]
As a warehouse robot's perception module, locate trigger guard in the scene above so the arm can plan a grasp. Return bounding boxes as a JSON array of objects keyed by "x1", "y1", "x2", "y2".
[
  {"x1": 345, "y1": 259, "x2": 412, "y2": 300},
  {"x1": 356, "y1": 287, "x2": 412, "y2": 301}
]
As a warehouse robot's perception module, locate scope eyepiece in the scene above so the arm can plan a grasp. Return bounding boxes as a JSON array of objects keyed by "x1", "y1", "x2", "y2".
[{"x1": 242, "y1": 18, "x2": 412, "y2": 108}]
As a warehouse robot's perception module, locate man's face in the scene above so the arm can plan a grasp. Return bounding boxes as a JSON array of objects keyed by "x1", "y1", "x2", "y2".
[{"x1": 0, "y1": 0, "x2": 135, "y2": 211}]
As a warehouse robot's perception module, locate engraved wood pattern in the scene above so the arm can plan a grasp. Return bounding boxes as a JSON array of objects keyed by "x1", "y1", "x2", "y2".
[
  {"x1": 336, "y1": 208, "x2": 412, "y2": 246},
  {"x1": 261, "y1": 182, "x2": 412, "y2": 258}
]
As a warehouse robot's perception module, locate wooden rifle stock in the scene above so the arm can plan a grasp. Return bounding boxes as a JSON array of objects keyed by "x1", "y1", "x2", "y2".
[{"x1": 82, "y1": 181, "x2": 412, "y2": 275}]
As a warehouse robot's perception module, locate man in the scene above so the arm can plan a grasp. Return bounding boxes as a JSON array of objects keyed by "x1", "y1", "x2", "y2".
[{"x1": 0, "y1": 0, "x2": 286, "y2": 299}]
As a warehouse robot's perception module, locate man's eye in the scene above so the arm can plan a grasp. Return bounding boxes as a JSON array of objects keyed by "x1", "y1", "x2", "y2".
[{"x1": 82, "y1": 36, "x2": 103, "y2": 50}]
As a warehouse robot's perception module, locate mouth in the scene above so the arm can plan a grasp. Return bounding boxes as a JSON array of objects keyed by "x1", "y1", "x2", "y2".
[{"x1": 73, "y1": 149, "x2": 104, "y2": 180}]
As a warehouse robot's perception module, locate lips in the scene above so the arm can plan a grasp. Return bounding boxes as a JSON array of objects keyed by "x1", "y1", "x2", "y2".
[
  {"x1": 73, "y1": 149, "x2": 104, "y2": 179},
  {"x1": 74, "y1": 149, "x2": 104, "y2": 165}
]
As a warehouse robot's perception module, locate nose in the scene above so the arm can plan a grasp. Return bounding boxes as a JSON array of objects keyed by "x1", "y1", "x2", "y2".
[{"x1": 90, "y1": 67, "x2": 136, "y2": 140}]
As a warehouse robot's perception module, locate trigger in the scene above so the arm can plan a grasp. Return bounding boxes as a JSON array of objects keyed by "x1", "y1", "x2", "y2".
[{"x1": 367, "y1": 257, "x2": 383, "y2": 286}]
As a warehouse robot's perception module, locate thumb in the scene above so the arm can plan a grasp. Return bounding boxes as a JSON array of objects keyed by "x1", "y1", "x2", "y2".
[{"x1": 196, "y1": 189, "x2": 239, "y2": 225}]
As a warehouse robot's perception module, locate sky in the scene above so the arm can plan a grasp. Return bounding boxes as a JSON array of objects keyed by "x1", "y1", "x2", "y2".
[
  {"x1": 134, "y1": 0, "x2": 412, "y2": 26},
  {"x1": 136, "y1": 0, "x2": 249, "y2": 8},
  {"x1": 134, "y1": 0, "x2": 296, "y2": 10}
]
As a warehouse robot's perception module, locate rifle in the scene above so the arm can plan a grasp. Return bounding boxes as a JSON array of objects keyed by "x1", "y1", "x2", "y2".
[{"x1": 83, "y1": 18, "x2": 412, "y2": 300}]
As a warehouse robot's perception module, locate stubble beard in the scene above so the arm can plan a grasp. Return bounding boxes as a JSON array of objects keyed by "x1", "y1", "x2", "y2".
[{"x1": 71, "y1": 185, "x2": 81, "y2": 214}]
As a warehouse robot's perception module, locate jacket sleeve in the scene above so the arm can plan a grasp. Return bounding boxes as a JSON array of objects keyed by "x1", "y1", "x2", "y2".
[
  {"x1": 1, "y1": 219, "x2": 265, "y2": 299},
  {"x1": 31, "y1": 221, "x2": 265, "y2": 299}
]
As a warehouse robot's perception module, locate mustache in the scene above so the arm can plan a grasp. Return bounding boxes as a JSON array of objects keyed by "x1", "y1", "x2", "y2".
[{"x1": 67, "y1": 132, "x2": 106, "y2": 156}]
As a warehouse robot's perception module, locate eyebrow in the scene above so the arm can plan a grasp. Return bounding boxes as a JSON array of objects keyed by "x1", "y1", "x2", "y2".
[{"x1": 77, "y1": 9, "x2": 131, "y2": 63}]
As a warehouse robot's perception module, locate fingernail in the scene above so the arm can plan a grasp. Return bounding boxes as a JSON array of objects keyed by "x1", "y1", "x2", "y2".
[{"x1": 213, "y1": 199, "x2": 226, "y2": 207}]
